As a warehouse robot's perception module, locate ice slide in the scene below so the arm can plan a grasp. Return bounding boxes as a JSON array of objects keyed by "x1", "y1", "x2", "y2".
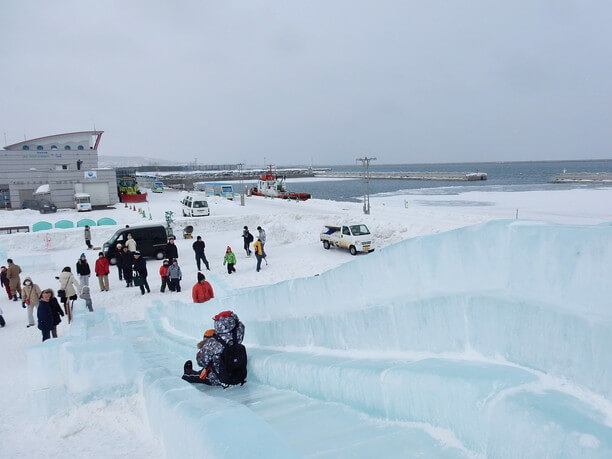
[{"x1": 28, "y1": 220, "x2": 612, "y2": 458}]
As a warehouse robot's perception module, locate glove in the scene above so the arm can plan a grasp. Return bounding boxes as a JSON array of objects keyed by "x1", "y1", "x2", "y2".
[
  {"x1": 199, "y1": 368, "x2": 210, "y2": 380},
  {"x1": 204, "y1": 329, "x2": 215, "y2": 337}
]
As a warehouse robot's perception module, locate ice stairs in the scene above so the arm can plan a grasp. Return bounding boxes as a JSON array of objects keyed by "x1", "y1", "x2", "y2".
[
  {"x1": 123, "y1": 320, "x2": 469, "y2": 458},
  {"x1": 126, "y1": 311, "x2": 612, "y2": 459}
]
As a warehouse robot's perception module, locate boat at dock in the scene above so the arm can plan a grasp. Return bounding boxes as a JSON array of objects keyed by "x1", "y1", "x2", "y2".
[{"x1": 250, "y1": 166, "x2": 311, "y2": 201}]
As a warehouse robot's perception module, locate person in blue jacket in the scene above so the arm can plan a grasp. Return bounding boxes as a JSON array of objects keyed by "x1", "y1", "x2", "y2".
[{"x1": 37, "y1": 288, "x2": 55, "y2": 341}]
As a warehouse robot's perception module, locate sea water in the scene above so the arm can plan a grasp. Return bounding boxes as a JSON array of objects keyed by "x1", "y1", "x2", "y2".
[{"x1": 287, "y1": 159, "x2": 612, "y2": 202}]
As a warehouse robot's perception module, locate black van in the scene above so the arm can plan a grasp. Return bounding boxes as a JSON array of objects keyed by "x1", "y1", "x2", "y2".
[{"x1": 103, "y1": 224, "x2": 168, "y2": 264}]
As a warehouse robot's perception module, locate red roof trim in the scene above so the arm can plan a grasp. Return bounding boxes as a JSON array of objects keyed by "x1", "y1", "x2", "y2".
[{"x1": 4, "y1": 131, "x2": 104, "y2": 150}]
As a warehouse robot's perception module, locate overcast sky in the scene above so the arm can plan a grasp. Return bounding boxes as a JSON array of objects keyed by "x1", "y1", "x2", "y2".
[{"x1": 1, "y1": 1, "x2": 611, "y2": 166}]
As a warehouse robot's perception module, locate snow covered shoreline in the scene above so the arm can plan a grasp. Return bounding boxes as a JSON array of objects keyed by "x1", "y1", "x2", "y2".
[{"x1": 0, "y1": 187, "x2": 610, "y2": 458}]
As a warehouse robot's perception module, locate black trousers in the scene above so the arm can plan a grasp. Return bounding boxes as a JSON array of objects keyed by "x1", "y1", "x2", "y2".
[
  {"x1": 243, "y1": 240, "x2": 251, "y2": 255},
  {"x1": 195, "y1": 253, "x2": 209, "y2": 271},
  {"x1": 170, "y1": 278, "x2": 181, "y2": 292},
  {"x1": 182, "y1": 367, "x2": 212, "y2": 385},
  {"x1": 117, "y1": 265, "x2": 123, "y2": 281},
  {"x1": 139, "y1": 278, "x2": 150, "y2": 294},
  {"x1": 124, "y1": 268, "x2": 133, "y2": 286},
  {"x1": 160, "y1": 277, "x2": 169, "y2": 292},
  {"x1": 227, "y1": 263, "x2": 236, "y2": 274}
]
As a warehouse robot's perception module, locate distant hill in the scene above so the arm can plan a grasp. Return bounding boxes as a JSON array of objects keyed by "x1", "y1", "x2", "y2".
[{"x1": 98, "y1": 155, "x2": 182, "y2": 168}]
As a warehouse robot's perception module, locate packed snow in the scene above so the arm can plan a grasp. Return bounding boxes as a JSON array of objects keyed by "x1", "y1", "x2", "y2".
[{"x1": 0, "y1": 185, "x2": 611, "y2": 458}]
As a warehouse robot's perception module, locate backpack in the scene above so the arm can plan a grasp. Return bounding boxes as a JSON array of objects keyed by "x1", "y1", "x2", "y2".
[
  {"x1": 246, "y1": 232, "x2": 254, "y2": 243},
  {"x1": 212, "y1": 326, "x2": 247, "y2": 386}
]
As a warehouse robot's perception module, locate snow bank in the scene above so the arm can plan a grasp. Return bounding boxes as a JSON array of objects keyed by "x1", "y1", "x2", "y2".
[{"x1": 27, "y1": 309, "x2": 138, "y2": 418}]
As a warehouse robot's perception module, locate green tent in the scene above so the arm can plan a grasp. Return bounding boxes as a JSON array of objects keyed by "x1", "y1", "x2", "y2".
[
  {"x1": 54, "y1": 220, "x2": 74, "y2": 229},
  {"x1": 32, "y1": 221, "x2": 53, "y2": 232},
  {"x1": 97, "y1": 217, "x2": 117, "y2": 226},
  {"x1": 77, "y1": 219, "x2": 96, "y2": 227}
]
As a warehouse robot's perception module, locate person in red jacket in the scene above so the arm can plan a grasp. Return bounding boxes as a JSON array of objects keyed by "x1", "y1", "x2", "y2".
[
  {"x1": 94, "y1": 252, "x2": 110, "y2": 292},
  {"x1": 192, "y1": 272, "x2": 214, "y2": 303},
  {"x1": 159, "y1": 259, "x2": 170, "y2": 292}
]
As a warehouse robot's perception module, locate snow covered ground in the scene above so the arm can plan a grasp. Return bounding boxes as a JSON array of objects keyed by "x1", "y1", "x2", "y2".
[{"x1": 0, "y1": 185, "x2": 610, "y2": 458}]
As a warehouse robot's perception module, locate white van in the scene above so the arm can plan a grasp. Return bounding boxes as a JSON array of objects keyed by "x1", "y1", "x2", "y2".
[
  {"x1": 181, "y1": 194, "x2": 210, "y2": 217},
  {"x1": 75, "y1": 193, "x2": 92, "y2": 212}
]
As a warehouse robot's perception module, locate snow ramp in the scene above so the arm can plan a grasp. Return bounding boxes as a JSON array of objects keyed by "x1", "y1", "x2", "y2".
[{"x1": 29, "y1": 220, "x2": 612, "y2": 458}]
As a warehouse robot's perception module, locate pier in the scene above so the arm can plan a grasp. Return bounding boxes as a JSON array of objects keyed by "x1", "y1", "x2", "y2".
[
  {"x1": 315, "y1": 171, "x2": 487, "y2": 181},
  {"x1": 549, "y1": 172, "x2": 612, "y2": 183}
]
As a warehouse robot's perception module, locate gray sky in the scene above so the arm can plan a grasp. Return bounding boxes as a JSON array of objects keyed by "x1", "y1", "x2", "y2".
[{"x1": 1, "y1": 1, "x2": 611, "y2": 165}]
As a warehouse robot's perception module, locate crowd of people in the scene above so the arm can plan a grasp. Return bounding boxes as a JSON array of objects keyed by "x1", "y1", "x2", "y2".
[{"x1": 0, "y1": 223, "x2": 270, "y2": 341}]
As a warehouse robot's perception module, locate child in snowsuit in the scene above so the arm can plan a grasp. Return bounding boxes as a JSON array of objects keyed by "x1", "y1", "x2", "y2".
[
  {"x1": 253, "y1": 238, "x2": 264, "y2": 272},
  {"x1": 81, "y1": 285, "x2": 93, "y2": 312},
  {"x1": 182, "y1": 311, "x2": 245, "y2": 386},
  {"x1": 159, "y1": 259, "x2": 170, "y2": 292},
  {"x1": 167, "y1": 259, "x2": 182, "y2": 292},
  {"x1": 223, "y1": 246, "x2": 236, "y2": 274}
]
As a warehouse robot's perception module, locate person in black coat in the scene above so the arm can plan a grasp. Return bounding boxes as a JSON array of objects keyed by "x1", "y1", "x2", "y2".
[
  {"x1": 166, "y1": 237, "x2": 178, "y2": 260},
  {"x1": 37, "y1": 289, "x2": 55, "y2": 341},
  {"x1": 49, "y1": 293, "x2": 64, "y2": 338},
  {"x1": 76, "y1": 254, "x2": 91, "y2": 286},
  {"x1": 115, "y1": 243, "x2": 124, "y2": 281},
  {"x1": 120, "y1": 247, "x2": 134, "y2": 287},
  {"x1": 192, "y1": 236, "x2": 209, "y2": 271},
  {"x1": 132, "y1": 252, "x2": 150, "y2": 295}
]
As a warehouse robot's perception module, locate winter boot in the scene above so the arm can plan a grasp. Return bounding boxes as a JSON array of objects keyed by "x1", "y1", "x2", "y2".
[
  {"x1": 184, "y1": 360, "x2": 194, "y2": 374},
  {"x1": 0, "y1": 315, "x2": 5, "y2": 327},
  {"x1": 22, "y1": 301, "x2": 26, "y2": 308},
  {"x1": 13, "y1": 295, "x2": 18, "y2": 301}
]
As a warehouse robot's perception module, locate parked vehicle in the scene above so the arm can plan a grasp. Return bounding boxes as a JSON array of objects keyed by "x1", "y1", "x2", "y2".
[
  {"x1": 152, "y1": 181, "x2": 164, "y2": 193},
  {"x1": 103, "y1": 224, "x2": 168, "y2": 264},
  {"x1": 74, "y1": 193, "x2": 92, "y2": 211},
  {"x1": 22, "y1": 198, "x2": 57, "y2": 214},
  {"x1": 320, "y1": 224, "x2": 374, "y2": 255},
  {"x1": 195, "y1": 182, "x2": 235, "y2": 200},
  {"x1": 181, "y1": 194, "x2": 210, "y2": 217},
  {"x1": 117, "y1": 176, "x2": 147, "y2": 203}
]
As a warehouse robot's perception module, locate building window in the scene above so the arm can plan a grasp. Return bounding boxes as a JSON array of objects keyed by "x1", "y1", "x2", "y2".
[
  {"x1": 77, "y1": 145, "x2": 84, "y2": 150},
  {"x1": 51, "y1": 145, "x2": 58, "y2": 150},
  {"x1": 37, "y1": 145, "x2": 43, "y2": 150},
  {"x1": 64, "y1": 145, "x2": 71, "y2": 150},
  {"x1": 22, "y1": 145, "x2": 30, "y2": 150}
]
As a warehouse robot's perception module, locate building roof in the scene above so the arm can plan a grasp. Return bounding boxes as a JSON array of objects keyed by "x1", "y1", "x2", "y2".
[{"x1": 4, "y1": 131, "x2": 104, "y2": 150}]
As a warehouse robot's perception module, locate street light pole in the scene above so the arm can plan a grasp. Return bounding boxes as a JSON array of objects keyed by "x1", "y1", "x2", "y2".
[
  {"x1": 356, "y1": 156, "x2": 376, "y2": 215},
  {"x1": 237, "y1": 162, "x2": 245, "y2": 206}
]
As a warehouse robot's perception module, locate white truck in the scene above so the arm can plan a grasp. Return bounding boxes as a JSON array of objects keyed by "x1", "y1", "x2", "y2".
[
  {"x1": 320, "y1": 224, "x2": 374, "y2": 255},
  {"x1": 74, "y1": 193, "x2": 92, "y2": 211}
]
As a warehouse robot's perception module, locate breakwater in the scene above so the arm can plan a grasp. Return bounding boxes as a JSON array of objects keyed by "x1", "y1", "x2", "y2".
[
  {"x1": 549, "y1": 172, "x2": 612, "y2": 183},
  {"x1": 315, "y1": 171, "x2": 487, "y2": 181}
]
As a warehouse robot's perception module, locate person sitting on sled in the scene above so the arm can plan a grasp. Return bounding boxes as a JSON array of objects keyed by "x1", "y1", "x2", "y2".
[{"x1": 182, "y1": 310, "x2": 246, "y2": 386}]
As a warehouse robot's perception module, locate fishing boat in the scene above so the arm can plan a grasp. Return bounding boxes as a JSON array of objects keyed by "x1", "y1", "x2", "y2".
[{"x1": 250, "y1": 166, "x2": 311, "y2": 201}]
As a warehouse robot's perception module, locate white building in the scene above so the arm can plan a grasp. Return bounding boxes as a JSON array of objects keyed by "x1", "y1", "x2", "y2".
[{"x1": 0, "y1": 131, "x2": 118, "y2": 209}]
